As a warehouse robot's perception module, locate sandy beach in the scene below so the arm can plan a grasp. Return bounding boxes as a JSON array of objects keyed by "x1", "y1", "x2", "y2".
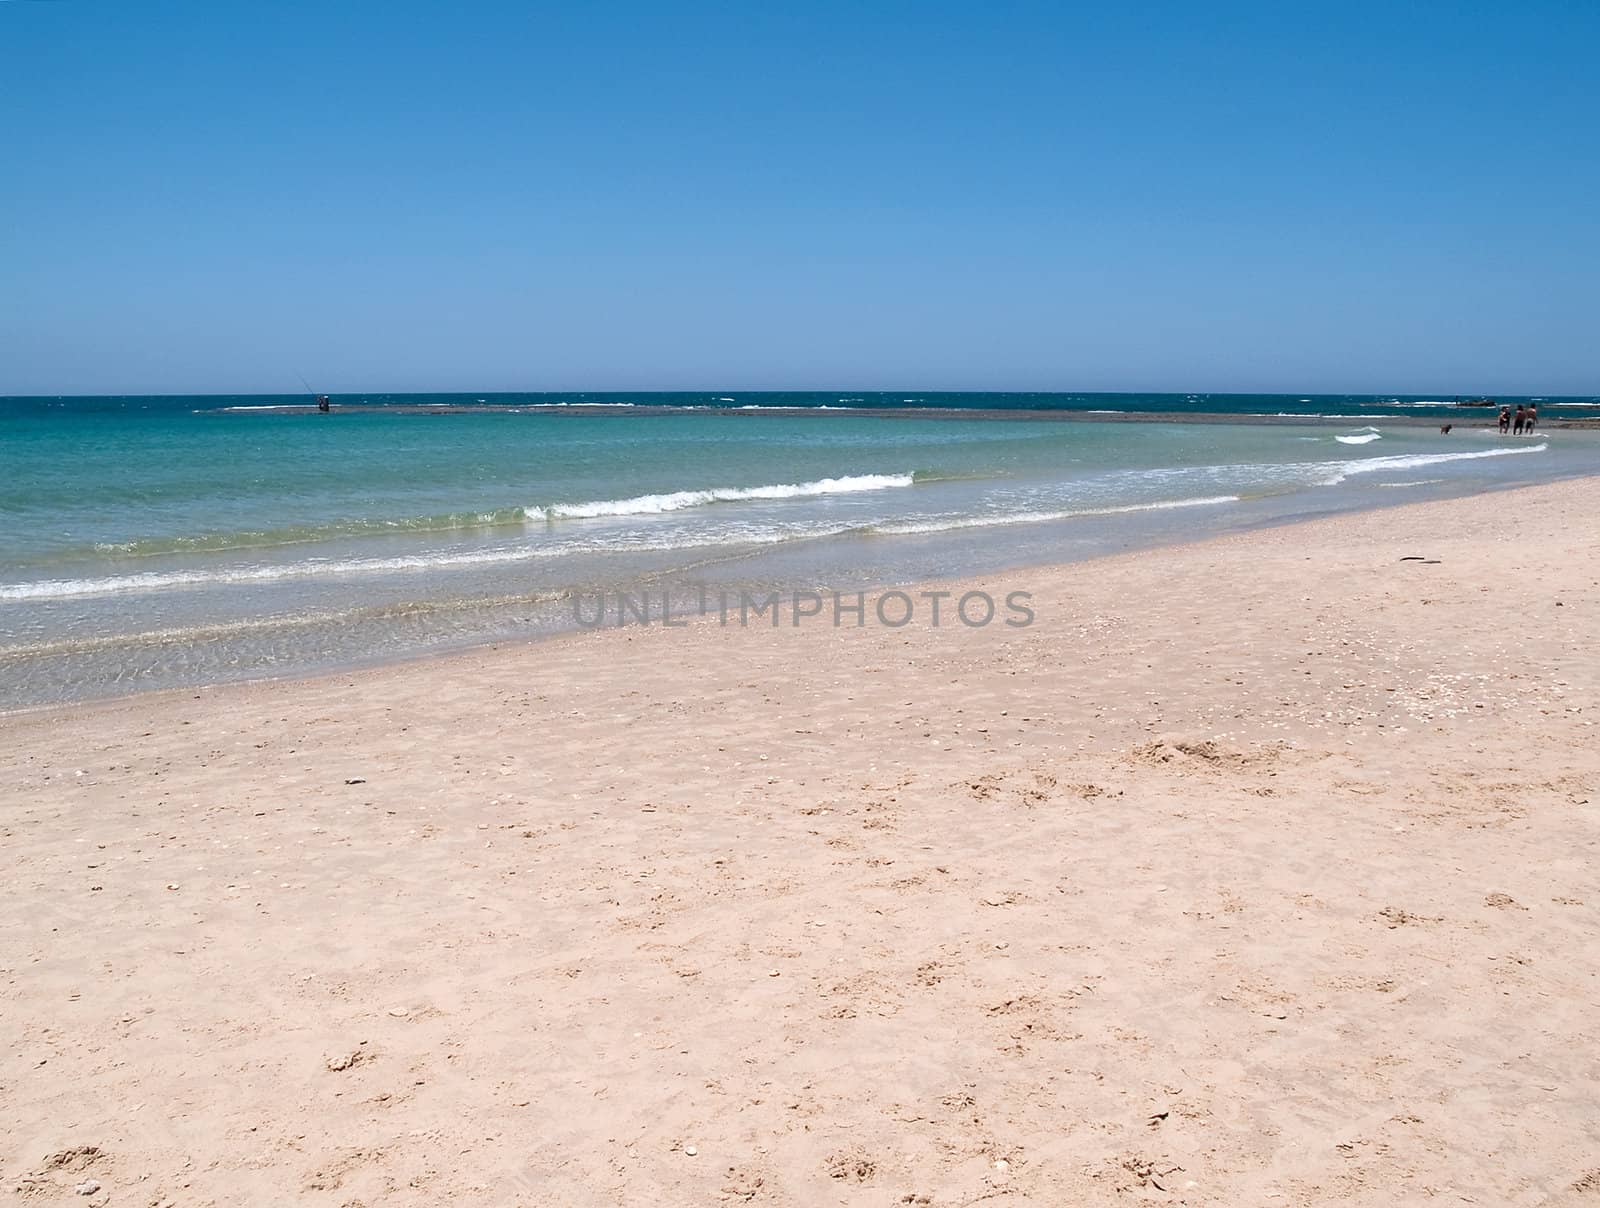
[{"x1": 3, "y1": 478, "x2": 1597, "y2": 1206}]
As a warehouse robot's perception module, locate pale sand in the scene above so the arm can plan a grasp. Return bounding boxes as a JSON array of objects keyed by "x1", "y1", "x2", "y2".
[{"x1": 3, "y1": 480, "x2": 1598, "y2": 1207}]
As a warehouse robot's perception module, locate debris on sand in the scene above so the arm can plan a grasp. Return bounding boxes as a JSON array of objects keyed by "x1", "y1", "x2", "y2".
[
  {"x1": 826, "y1": 1149, "x2": 877, "y2": 1182},
  {"x1": 325, "y1": 1045, "x2": 370, "y2": 1072},
  {"x1": 44, "y1": 1147, "x2": 103, "y2": 1172}
]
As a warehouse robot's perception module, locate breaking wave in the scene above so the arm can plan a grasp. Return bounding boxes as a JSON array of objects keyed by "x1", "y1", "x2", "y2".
[
  {"x1": 1335, "y1": 427, "x2": 1383, "y2": 445},
  {"x1": 526, "y1": 473, "x2": 917, "y2": 520},
  {"x1": 872, "y1": 494, "x2": 1241, "y2": 535},
  {"x1": 1320, "y1": 442, "x2": 1546, "y2": 484}
]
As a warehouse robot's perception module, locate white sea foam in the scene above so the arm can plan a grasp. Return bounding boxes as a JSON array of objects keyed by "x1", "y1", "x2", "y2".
[
  {"x1": 735, "y1": 404, "x2": 848, "y2": 411},
  {"x1": 874, "y1": 494, "x2": 1240, "y2": 535},
  {"x1": 0, "y1": 522, "x2": 861, "y2": 602},
  {"x1": 526, "y1": 473, "x2": 916, "y2": 520},
  {"x1": 1319, "y1": 442, "x2": 1545, "y2": 485},
  {"x1": 1335, "y1": 428, "x2": 1383, "y2": 445}
]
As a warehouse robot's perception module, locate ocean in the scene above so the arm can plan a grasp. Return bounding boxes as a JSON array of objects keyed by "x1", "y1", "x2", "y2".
[{"x1": 2, "y1": 392, "x2": 1594, "y2": 708}]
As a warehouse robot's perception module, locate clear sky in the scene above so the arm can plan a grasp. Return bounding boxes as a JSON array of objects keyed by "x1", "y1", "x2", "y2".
[{"x1": 3, "y1": 0, "x2": 1596, "y2": 396}]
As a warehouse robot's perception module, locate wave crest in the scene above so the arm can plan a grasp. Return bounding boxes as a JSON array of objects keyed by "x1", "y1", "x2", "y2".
[
  {"x1": 1322, "y1": 442, "x2": 1546, "y2": 484},
  {"x1": 1335, "y1": 428, "x2": 1383, "y2": 445},
  {"x1": 526, "y1": 473, "x2": 917, "y2": 520},
  {"x1": 874, "y1": 494, "x2": 1240, "y2": 535}
]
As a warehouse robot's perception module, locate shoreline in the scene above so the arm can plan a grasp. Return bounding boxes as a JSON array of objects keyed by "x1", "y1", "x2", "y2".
[
  {"x1": 4, "y1": 477, "x2": 1597, "y2": 1204},
  {"x1": 5, "y1": 472, "x2": 1594, "y2": 720}
]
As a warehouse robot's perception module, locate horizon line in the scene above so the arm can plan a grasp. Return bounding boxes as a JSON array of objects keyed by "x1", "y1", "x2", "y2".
[{"x1": 4, "y1": 387, "x2": 1597, "y2": 401}]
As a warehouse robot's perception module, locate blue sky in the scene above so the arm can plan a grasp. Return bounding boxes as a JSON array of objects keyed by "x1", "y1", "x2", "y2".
[{"x1": 2, "y1": 0, "x2": 1596, "y2": 395}]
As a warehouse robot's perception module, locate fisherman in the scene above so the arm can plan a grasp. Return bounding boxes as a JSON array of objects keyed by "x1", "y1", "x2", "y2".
[{"x1": 317, "y1": 395, "x2": 331, "y2": 413}]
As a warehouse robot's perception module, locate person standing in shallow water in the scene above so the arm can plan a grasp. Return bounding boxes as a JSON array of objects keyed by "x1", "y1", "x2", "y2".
[
  {"x1": 1513, "y1": 405, "x2": 1526, "y2": 435},
  {"x1": 1524, "y1": 405, "x2": 1537, "y2": 435},
  {"x1": 1498, "y1": 406, "x2": 1512, "y2": 434}
]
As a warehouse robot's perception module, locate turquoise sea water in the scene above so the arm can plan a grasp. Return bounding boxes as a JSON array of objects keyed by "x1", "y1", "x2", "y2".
[{"x1": 1, "y1": 394, "x2": 1594, "y2": 707}]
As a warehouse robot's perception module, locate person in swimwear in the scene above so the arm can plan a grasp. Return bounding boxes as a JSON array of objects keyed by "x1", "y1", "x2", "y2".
[
  {"x1": 1524, "y1": 404, "x2": 1537, "y2": 435},
  {"x1": 1513, "y1": 405, "x2": 1526, "y2": 435},
  {"x1": 1498, "y1": 405, "x2": 1511, "y2": 434}
]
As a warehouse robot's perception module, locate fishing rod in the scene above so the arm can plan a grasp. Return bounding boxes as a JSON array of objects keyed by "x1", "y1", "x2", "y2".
[{"x1": 293, "y1": 370, "x2": 331, "y2": 412}]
